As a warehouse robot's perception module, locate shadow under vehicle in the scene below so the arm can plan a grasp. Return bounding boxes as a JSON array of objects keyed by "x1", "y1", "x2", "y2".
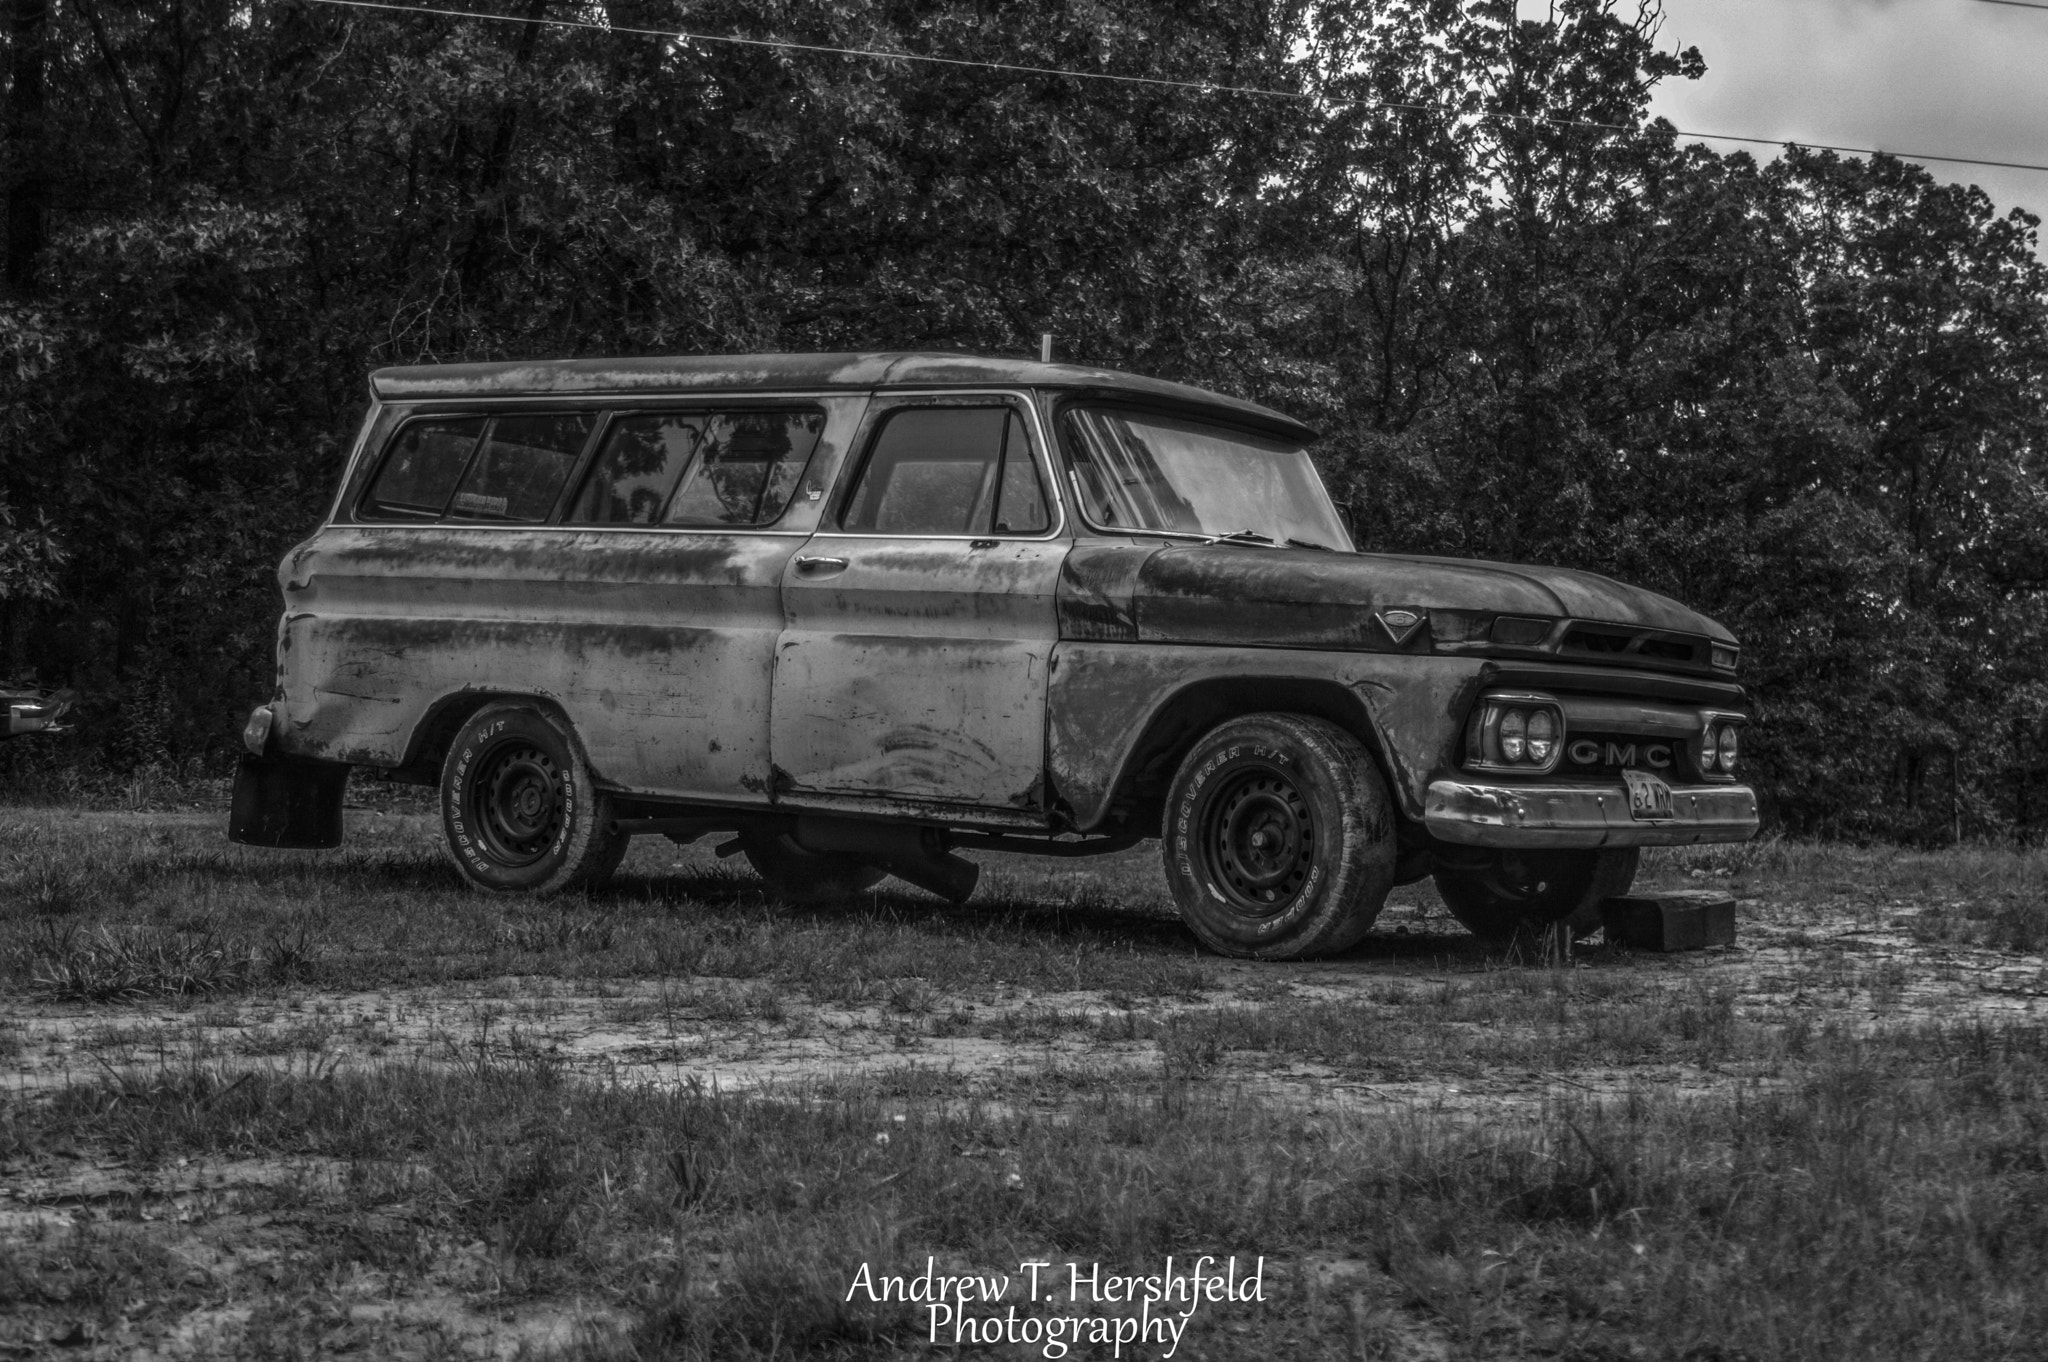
[{"x1": 229, "y1": 353, "x2": 1756, "y2": 958}]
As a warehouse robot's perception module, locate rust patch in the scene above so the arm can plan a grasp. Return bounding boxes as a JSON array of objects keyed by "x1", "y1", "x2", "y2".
[
  {"x1": 1046, "y1": 642, "x2": 1490, "y2": 830},
  {"x1": 1056, "y1": 541, "x2": 1157, "y2": 642}
]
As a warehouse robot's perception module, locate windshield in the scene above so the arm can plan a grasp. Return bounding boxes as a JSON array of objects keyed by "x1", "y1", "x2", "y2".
[{"x1": 1060, "y1": 407, "x2": 1353, "y2": 551}]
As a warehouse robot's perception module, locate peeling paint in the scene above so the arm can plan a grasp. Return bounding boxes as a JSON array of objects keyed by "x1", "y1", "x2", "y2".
[
  {"x1": 1056, "y1": 541, "x2": 1157, "y2": 641},
  {"x1": 275, "y1": 528, "x2": 797, "y2": 800},
  {"x1": 1047, "y1": 642, "x2": 1495, "y2": 830},
  {"x1": 771, "y1": 533, "x2": 1064, "y2": 813}
]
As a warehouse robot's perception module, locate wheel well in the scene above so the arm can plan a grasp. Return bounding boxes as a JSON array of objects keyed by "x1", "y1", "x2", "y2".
[
  {"x1": 1100, "y1": 677, "x2": 1413, "y2": 837},
  {"x1": 386, "y1": 691, "x2": 568, "y2": 785}
]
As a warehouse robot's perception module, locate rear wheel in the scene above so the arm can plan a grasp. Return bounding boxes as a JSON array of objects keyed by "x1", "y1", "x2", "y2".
[
  {"x1": 1161, "y1": 714, "x2": 1396, "y2": 960},
  {"x1": 1431, "y1": 848, "x2": 1639, "y2": 940},
  {"x1": 440, "y1": 703, "x2": 625, "y2": 893},
  {"x1": 739, "y1": 828, "x2": 885, "y2": 904}
]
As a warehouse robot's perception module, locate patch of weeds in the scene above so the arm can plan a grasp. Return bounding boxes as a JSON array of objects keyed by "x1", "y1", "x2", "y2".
[
  {"x1": 928, "y1": 1007, "x2": 979, "y2": 1038},
  {"x1": 23, "y1": 922, "x2": 257, "y2": 1000},
  {"x1": 1092, "y1": 1006, "x2": 1147, "y2": 1044},
  {"x1": 496, "y1": 906, "x2": 620, "y2": 954},
  {"x1": 16, "y1": 866, "x2": 82, "y2": 916},
  {"x1": 976, "y1": 1006, "x2": 1087, "y2": 1043},
  {"x1": 887, "y1": 978, "x2": 936, "y2": 1015},
  {"x1": 1158, "y1": 1015, "x2": 1224, "y2": 1079},
  {"x1": 263, "y1": 921, "x2": 322, "y2": 984}
]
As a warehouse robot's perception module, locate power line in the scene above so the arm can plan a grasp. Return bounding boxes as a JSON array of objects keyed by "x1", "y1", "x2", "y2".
[
  {"x1": 298, "y1": 0, "x2": 2048, "y2": 177},
  {"x1": 298, "y1": 0, "x2": 1306, "y2": 99}
]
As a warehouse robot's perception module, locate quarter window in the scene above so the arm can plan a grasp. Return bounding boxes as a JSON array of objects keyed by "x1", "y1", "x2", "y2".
[
  {"x1": 363, "y1": 418, "x2": 485, "y2": 519},
  {"x1": 567, "y1": 409, "x2": 826, "y2": 527},
  {"x1": 840, "y1": 407, "x2": 1047, "y2": 536},
  {"x1": 361, "y1": 413, "x2": 592, "y2": 523}
]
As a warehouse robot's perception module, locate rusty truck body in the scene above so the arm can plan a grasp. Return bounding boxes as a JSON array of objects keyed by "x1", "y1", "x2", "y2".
[{"x1": 229, "y1": 352, "x2": 1757, "y2": 958}]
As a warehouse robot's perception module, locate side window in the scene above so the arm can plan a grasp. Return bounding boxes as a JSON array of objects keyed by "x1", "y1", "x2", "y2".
[
  {"x1": 567, "y1": 409, "x2": 825, "y2": 527},
  {"x1": 363, "y1": 418, "x2": 486, "y2": 519},
  {"x1": 447, "y1": 413, "x2": 595, "y2": 522},
  {"x1": 665, "y1": 411, "x2": 824, "y2": 527},
  {"x1": 840, "y1": 407, "x2": 1047, "y2": 536},
  {"x1": 569, "y1": 414, "x2": 702, "y2": 525}
]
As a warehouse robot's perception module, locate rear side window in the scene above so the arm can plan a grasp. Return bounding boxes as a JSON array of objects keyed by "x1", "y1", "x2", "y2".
[
  {"x1": 567, "y1": 409, "x2": 826, "y2": 527},
  {"x1": 840, "y1": 407, "x2": 1047, "y2": 536},
  {"x1": 361, "y1": 413, "x2": 593, "y2": 522},
  {"x1": 363, "y1": 418, "x2": 485, "y2": 518}
]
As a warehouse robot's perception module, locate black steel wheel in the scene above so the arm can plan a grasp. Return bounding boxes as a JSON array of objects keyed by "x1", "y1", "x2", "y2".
[
  {"x1": 1431, "y1": 848, "x2": 1639, "y2": 941},
  {"x1": 1161, "y1": 713, "x2": 1396, "y2": 960},
  {"x1": 440, "y1": 703, "x2": 624, "y2": 893}
]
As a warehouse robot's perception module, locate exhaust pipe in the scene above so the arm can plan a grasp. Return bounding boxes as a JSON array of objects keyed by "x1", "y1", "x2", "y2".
[{"x1": 793, "y1": 817, "x2": 981, "y2": 903}]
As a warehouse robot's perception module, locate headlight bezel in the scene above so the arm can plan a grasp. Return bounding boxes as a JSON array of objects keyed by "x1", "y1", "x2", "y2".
[
  {"x1": 1463, "y1": 691, "x2": 1567, "y2": 775},
  {"x1": 1692, "y1": 711, "x2": 1746, "y2": 782}
]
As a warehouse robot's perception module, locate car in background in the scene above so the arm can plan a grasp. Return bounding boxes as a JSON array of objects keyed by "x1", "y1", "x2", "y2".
[
  {"x1": 3, "y1": 683, "x2": 74, "y2": 740},
  {"x1": 230, "y1": 352, "x2": 1757, "y2": 958}
]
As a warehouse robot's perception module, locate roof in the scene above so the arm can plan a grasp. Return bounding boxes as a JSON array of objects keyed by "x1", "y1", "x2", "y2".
[{"x1": 367, "y1": 352, "x2": 1316, "y2": 441}]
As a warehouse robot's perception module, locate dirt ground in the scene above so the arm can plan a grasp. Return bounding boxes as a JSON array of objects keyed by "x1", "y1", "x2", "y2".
[
  {"x1": 5, "y1": 822, "x2": 2048, "y2": 1359},
  {"x1": 7, "y1": 867, "x2": 2045, "y2": 1111}
]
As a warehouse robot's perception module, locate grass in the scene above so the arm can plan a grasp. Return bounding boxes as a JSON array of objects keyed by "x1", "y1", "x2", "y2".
[
  {"x1": 0, "y1": 808, "x2": 1223, "y2": 1001},
  {"x1": 1662, "y1": 837, "x2": 2048, "y2": 952},
  {"x1": 4, "y1": 806, "x2": 2048, "y2": 1357},
  {"x1": 3, "y1": 1022, "x2": 2045, "y2": 1359}
]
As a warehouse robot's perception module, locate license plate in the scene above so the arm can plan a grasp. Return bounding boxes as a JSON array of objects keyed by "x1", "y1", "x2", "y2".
[{"x1": 1622, "y1": 769, "x2": 1675, "y2": 821}]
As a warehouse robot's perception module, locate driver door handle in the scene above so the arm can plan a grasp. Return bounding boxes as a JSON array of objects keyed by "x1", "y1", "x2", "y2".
[{"x1": 795, "y1": 555, "x2": 849, "y2": 576}]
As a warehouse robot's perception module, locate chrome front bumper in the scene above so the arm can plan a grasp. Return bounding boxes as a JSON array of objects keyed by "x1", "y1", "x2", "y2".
[{"x1": 1424, "y1": 778, "x2": 1759, "y2": 848}]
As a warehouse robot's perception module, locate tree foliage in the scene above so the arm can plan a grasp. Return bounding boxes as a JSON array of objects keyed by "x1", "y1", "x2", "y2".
[{"x1": 2, "y1": 0, "x2": 2045, "y2": 838}]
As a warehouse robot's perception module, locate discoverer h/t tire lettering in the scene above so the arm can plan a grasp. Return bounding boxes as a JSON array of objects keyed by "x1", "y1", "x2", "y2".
[{"x1": 440, "y1": 702, "x2": 625, "y2": 894}]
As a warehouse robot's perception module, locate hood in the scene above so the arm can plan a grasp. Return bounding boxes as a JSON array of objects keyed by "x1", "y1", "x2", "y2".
[{"x1": 1062, "y1": 542, "x2": 1734, "y2": 652}]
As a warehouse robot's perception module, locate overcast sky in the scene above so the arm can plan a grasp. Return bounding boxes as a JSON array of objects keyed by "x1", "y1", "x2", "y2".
[{"x1": 1518, "y1": 0, "x2": 2048, "y2": 233}]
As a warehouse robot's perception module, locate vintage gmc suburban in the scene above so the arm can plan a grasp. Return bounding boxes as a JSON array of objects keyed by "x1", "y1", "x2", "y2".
[{"x1": 230, "y1": 353, "x2": 1757, "y2": 958}]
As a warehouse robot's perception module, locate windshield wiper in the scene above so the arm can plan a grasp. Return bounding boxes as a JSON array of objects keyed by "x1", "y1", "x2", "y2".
[{"x1": 1199, "y1": 530, "x2": 1335, "y2": 552}]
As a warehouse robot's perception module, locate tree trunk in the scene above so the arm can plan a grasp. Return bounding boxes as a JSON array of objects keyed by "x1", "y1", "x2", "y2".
[
  {"x1": 458, "y1": 0, "x2": 548, "y2": 299},
  {"x1": 4, "y1": 0, "x2": 50, "y2": 294}
]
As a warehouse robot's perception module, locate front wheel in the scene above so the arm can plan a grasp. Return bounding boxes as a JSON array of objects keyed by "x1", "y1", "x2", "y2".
[
  {"x1": 1431, "y1": 848, "x2": 1639, "y2": 941},
  {"x1": 1161, "y1": 714, "x2": 1397, "y2": 960},
  {"x1": 441, "y1": 703, "x2": 625, "y2": 893}
]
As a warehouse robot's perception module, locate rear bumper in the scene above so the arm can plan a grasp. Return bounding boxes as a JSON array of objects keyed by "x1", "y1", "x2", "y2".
[{"x1": 1424, "y1": 778, "x2": 1759, "y2": 848}]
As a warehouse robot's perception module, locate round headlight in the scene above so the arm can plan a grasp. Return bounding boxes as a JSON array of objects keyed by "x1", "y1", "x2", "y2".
[
  {"x1": 1717, "y1": 724, "x2": 1739, "y2": 773},
  {"x1": 1499, "y1": 709, "x2": 1527, "y2": 762},
  {"x1": 1526, "y1": 709, "x2": 1557, "y2": 764}
]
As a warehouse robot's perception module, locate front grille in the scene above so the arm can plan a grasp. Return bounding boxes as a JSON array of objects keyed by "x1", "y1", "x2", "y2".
[
  {"x1": 1561, "y1": 626, "x2": 1702, "y2": 667},
  {"x1": 1557, "y1": 733, "x2": 1689, "y2": 781}
]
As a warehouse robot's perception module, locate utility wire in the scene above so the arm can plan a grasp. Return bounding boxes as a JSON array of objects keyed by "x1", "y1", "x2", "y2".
[
  {"x1": 299, "y1": 0, "x2": 2048, "y2": 176},
  {"x1": 299, "y1": 0, "x2": 1305, "y2": 98}
]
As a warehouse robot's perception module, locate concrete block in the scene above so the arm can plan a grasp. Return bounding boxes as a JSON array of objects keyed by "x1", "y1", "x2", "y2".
[{"x1": 1600, "y1": 891, "x2": 1736, "y2": 952}]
